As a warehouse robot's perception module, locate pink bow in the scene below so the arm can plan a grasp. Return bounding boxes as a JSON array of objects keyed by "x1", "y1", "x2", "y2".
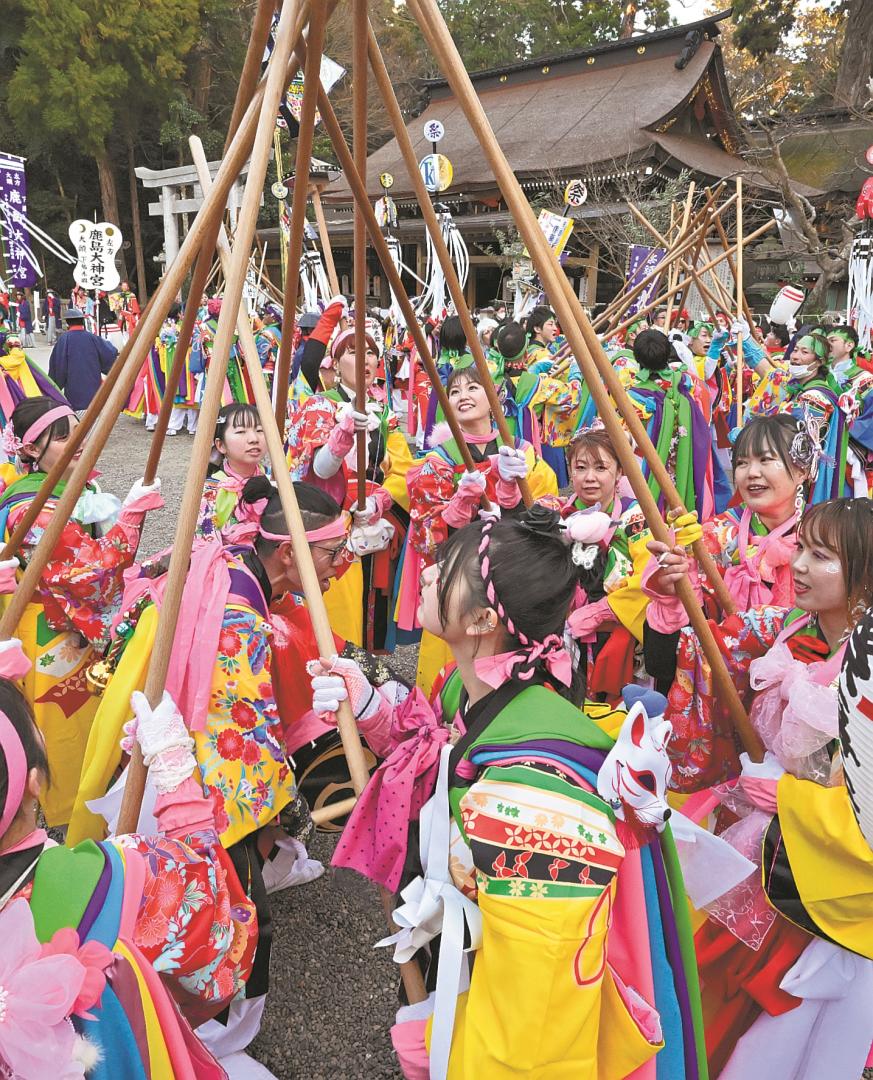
[
  {"x1": 223, "y1": 495, "x2": 268, "y2": 545},
  {"x1": 517, "y1": 634, "x2": 572, "y2": 686},
  {"x1": 332, "y1": 688, "x2": 449, "y2": 892}
]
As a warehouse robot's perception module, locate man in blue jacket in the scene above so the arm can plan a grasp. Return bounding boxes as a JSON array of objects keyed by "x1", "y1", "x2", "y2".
[{"x1": 48, "y1": 306, "x2": 118, "y2": 412}]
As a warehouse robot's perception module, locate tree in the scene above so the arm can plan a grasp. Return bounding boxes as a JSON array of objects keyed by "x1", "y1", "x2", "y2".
[{"x1": 8, "y1": 0, "x2": 202, "y2": 279}]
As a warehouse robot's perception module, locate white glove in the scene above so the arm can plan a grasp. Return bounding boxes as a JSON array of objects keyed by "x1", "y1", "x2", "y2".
[
  {"x1": 496, "y1": 445, "x2": 528, "y2": 482},
  {"x1": 349, "y1": 517, "x2": 395, "y2": 556},
  {"x1": 123, "y1": 477, "x2": 161, "y2": 507},
  {"x1": 351, "y1": 495, "x2": 380, "y2": 526},
  {"x1": 668, "y1": 330, "x2": 691, "y2": 347},
  {"x1": 478, "y1": 505, "x2": 502, "y2": 523},
  {"x1": 338, "y1": 402, "x2": 380, "y2": 434},
  {"x1": 457, "y1": 470, "x2": 487, "y2": 497},
  {"x1": 327, "y1": 294, "x2": 348, "y2": 313},
  {"x1": 311, "y1": 673, "x2": 349, "y2": 715},
  {"x1": 121, "y1": 690, "x2": 196, "y2": 795},
  {"x1": 730, "y1": 318, "x2": 750, "y2": 338},
  {"x1": 738, "y1": 751, "x2": 785, "y2": 781}
]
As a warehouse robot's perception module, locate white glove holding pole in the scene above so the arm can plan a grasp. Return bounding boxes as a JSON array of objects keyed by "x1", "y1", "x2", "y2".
[
  {"x1": 123, "y1": 477, "x2": 162, "y2": 507},
  {"x1": 496, "y1": 445, "x2": 529, "y2": 482},
  {"x1": 121, "y1": 690, "x2": 196, "y2": 795}
]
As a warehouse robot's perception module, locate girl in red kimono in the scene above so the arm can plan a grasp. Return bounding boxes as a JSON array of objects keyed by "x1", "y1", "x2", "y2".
[
  {"x1": 0, "y1": 395, "x2": 161, "y2": 826},
  {"x1": 644, "y1": 498, "x2": 873, "y2": 1074}
]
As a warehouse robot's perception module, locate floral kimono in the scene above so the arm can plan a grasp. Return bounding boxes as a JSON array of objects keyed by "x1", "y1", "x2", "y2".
[
  {"x1": 197, "y1": 316, "x2": 253, "y2": 406},
  {"x1": 0, "y1": 775, "x2": 257, "y2": 1078},
  {"x1": 196, "y1": 463, "x2": 267, "y2": 542},
  {"x1": 560, "y1": 494, "x2": 651, "y2": 699},
  {"x1": 701, "y1": 506, "x2": 797, "y2": 617},
  {"x1": 286, "y1": 383, "x2": 413, "y2": 650},
  {"x1": 513, "y1": 363, "x2": 582, "y2": 486},
  {"x1": 400, "y1": 428, "x2": 558, "y2": 693},
  {"x1": 0, "y1": 475, "x2": 144, "y2": 825},
  {"x1": 0, "y1": 344, "x2": 66, "y2": 426}
]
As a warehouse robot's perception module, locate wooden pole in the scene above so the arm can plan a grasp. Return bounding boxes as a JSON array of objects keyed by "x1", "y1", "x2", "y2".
[
  {"x1": 735, "y1": 177, "x2": 745, "y2": 427},
  {"x1": 116, "y1": 0, "x2": 306, "y2": 835},
  {"x1": 606, "y1": 220, "x2": 776, "y2": 340},
  {"x1": 190, "y1": 147, "x2": 428, "y2": 1005},
  {"x1": 311, "y1": 185, "x2": 341, "y2": 295},
  {"x1": 353, "y1": 0, "x2": 369, "y2": 510},
  {"x1": 144, "y1": 0, "x2": 283, "y2": 486},
  {"x1": 406, "y1": 0, "x2": 764, "y2": 760},
  {"x1": 311, "y1": 78, "x2": 486, "y2": 482},
  {"x1": 592, "y1": 190, "x2": 737, "y2": 332},
  {"x1": 665, "y1": 184, "x2": 695, "y2": 327},
  {"x1": 367, "y1": 21, "x2": 532, "y2": 506},
  {"x1": 707, "y1": 189, "x2": 756, "y2": 328},
  {"x1": 273, "y1": 0, "x2": 328, "y2": 429}
]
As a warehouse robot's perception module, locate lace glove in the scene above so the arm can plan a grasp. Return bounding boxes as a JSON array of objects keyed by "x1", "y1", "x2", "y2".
[
  {"x1": 308, "y1": 656, "x2": 392, "y2": 755},
  {"x1": 121, "y1": 690, "x2": 196, "y2": 795},
  {"x1": 443, "y1": 469, "x2": 487, "y2": 528}
]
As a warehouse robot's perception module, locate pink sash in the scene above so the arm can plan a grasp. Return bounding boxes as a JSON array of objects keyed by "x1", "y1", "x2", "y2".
[{"x1": 723, "y1": 507, "x2": 795, "y2": 610}]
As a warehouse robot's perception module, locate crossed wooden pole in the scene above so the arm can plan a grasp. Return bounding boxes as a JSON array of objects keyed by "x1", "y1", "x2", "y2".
[{"x1": 2, "y1": 0, "x2": 766, "y2": 1005}]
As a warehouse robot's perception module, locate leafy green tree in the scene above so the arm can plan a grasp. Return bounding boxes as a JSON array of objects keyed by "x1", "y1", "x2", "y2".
[{"x1": 8, "y1": 0, "x2": 201, "y2": 271}]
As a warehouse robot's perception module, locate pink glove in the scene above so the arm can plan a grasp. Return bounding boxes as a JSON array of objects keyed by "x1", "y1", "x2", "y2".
[
  {"x1": 0, "y1": 558, "x2": 19, "y2": 594},
  {"x1": 117, "y1": 488, "x2": 165, "y2": 528},
  {"x1": 307, "y1": 656, "x2": 394, "y2": 758},
  {"x1": 0, "y1": 638, "x2": 31, "y2": 680},
  {"x1": 326, "y1": 407, "x2": 360, "y2": 459},
  {"x1": 443, "y1": 469, "x2": 487, "y2": 528},
  {"x1": 566, "y1": 596, "x2": 614, "y2": 643},
  {"x1": 736, "y1": 751, "x2": 784, "y2": 813}
]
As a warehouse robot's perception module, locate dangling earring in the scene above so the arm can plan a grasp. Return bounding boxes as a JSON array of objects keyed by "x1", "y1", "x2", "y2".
[{"x1": 794, "y1": 483, "x2": 805, "y2": 525}]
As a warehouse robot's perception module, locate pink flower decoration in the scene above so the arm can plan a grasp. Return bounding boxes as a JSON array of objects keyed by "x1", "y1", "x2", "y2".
[
  {"x1": 40, "y1": 927, "x2": 113, "y2": 1020},
  {"x1": 0, "y1": 899, "x2": 91, "y2": 1079}
]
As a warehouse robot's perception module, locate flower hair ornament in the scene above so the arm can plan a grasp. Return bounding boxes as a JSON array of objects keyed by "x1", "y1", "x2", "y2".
[
  {"x1": 790, "y1": 410, "x2": 824, "y2": 484},
  {"x1": 477, "y1": 509, "x2": 572, "y2": 686}
]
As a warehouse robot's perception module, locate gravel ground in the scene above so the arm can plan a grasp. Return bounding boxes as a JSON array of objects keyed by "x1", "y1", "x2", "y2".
[{"x1": 66, "y1": 392, "x2": 406, "y2": 1078}]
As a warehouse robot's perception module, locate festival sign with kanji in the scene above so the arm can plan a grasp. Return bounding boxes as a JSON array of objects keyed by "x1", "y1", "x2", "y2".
[
  {"x1": 625, "y1": 244, "x2": 666, "y2": 316},
  {"x1": 0, "y1": 153, "x2": 37, "y2": 288},
  {"x1": 69, "y1": 220, "x2": 122, "y2": 292}
]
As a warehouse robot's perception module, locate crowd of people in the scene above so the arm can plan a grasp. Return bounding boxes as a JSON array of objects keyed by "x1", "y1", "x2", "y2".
[{"x1": 1, "y1": 272, "x2": 873, "y2": 1080}]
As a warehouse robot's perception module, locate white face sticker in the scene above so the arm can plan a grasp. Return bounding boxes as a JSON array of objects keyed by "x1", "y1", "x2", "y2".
[{"x1": 824, "y1": 560, "x2": 842, "y2": 575}]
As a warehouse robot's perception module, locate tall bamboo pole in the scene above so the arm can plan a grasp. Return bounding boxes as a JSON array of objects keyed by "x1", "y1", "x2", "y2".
[
  {"x1": 352, "y1": 0, "x2": 369, "y2": 509},
  {"x1": 367, "y1": 21, "x2": 532, "y2": 506},
  {"x1": 405, "y1": 0, "x2": 763, "y2": 759},
  {"x1": 116, "y1": 0, "x2": 305, "y2": 834},
  {"x1": 273, "y1": 0, "x2": 328, "y2": 428},
  {"x1": 311, "y1": 185, "x2": 341, "y2": 295},
  {"x1": 665, "y1": 183, "x2": 695, "y2": 327}
]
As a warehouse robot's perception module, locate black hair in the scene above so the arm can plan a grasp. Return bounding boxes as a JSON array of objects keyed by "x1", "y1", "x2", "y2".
[
  {"x1": 632, "y1": 328, "x2": 672, "y2": 374},
  {"x1": 732, "y1": 414, "x2": 804, "y2": 475},
  {"x1": 208, "y1": 403, "x2": 262, "y2": 476},
  {"x1": 767, "y1": 322, "x2": 791, "y2": 347},
  {"x1": 11, "y1": 395, "x2": 73, "y2": 467},
  {"x1": 446, "y1": 364, "x2": 485, "y2": 395},
  {"x1": 0, "y1": 679, "x2": 49, "y2": 835},
  {"x1": 240, "y1": 475, "x2": 342, "y2": 558},
  {"x1": 525, "y1": 306, "x2": 555, "y2": 340},
  {"x1": 828, "y1": 325, "x2": 859, "y2": 348},
  {"x1": 494, "y1": 320, "x2": 526, "y2": 360},
  {"x1": 435, "y1": 513, "x2": 584, "y2": 702},
  {"x1": 440, "y1": 315, "x2": 468, "y2": 354}
]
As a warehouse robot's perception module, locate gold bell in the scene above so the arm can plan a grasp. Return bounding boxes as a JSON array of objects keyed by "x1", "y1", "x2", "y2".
[{"x1": 86, "y1": 659, "x2": 113, "y2": 697}]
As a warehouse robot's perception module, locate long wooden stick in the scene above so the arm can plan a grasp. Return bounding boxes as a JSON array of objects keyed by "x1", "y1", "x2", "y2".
[
  {"x1": 191, "y1": 136, "x2": 371, "y2": 800},
  {"x1": 192, "y1": 144, "x2": 431, "y2": 1004},
  {"x1": 367, "y1": 21, "x2": 532, "y2": 506},
  {"x1": 0, "y1": 9, "x2": 309, "y2": 569},
  {"x1": 665, "y1": 183, "x2": 695, "y2": 327},
  {"x1": 273, "y1": 0, "x2": 327, "y2": 429},
  {"x1": 311, "y1": 185, "x2": 341, "y2": 295},
  {"x1": 144, "y1": 0, "x2": 280, "y2": 485},
  {"x1": 407, "y1": 0, "x2": 763, "y2": 761},
  {"x1": 607, "y1": 219, "x2": 775, "y2": 340},
  {"x1": 116, "y1": 0, "x2": 305, "y2": 835},
  {"x1": 707, "y1": 189, "x2": 756, "y2": 329},
  {"x1": 735, "y1": 177, "x2": 745, "y2": 427},
  {"x1": 593, "y1": 190, "x2": 737, "y2": 332},
  {"x1": 312, "y1": 80, "x2": 484, "y2": 480},
  {"x1": 353, "y1": 0, "x2": 369, "y2": 509}
]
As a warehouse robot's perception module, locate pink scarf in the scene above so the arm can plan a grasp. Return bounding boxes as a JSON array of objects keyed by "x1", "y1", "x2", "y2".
[
  {"x1": 332, "y1": 688, "x2": 448, "y2": 891},
  {"x1": 723, "y1": 507, "x2": 795, "y2": 611},
  {"x1": 115, "y1": 540, "x2": 232, "y2": 731}
]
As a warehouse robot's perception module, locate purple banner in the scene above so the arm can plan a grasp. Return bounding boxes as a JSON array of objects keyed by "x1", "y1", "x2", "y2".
[
  {"x1": 625, "y1": 244, "x2": 666, "y2": 318},
  {"x1": 0, "y1": 153, "x2": 37, "y2": 288}
]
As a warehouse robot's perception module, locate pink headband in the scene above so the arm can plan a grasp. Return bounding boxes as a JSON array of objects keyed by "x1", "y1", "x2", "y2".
[
  {"x1": 477, "y1": 520, "x2": 571, "y2": 686},
  {"x1": 22, "y1": 405, "x2": 76, "y2": 447},
  {"x1": 259, "y1": 511, "x2": 352, "y2": 544},
  {"x1": 0, "y1": 712, "x2": 26, "y2": 837},
  {"x1": 327, "y1": 328, "x2": 379, "y2": 366}
]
